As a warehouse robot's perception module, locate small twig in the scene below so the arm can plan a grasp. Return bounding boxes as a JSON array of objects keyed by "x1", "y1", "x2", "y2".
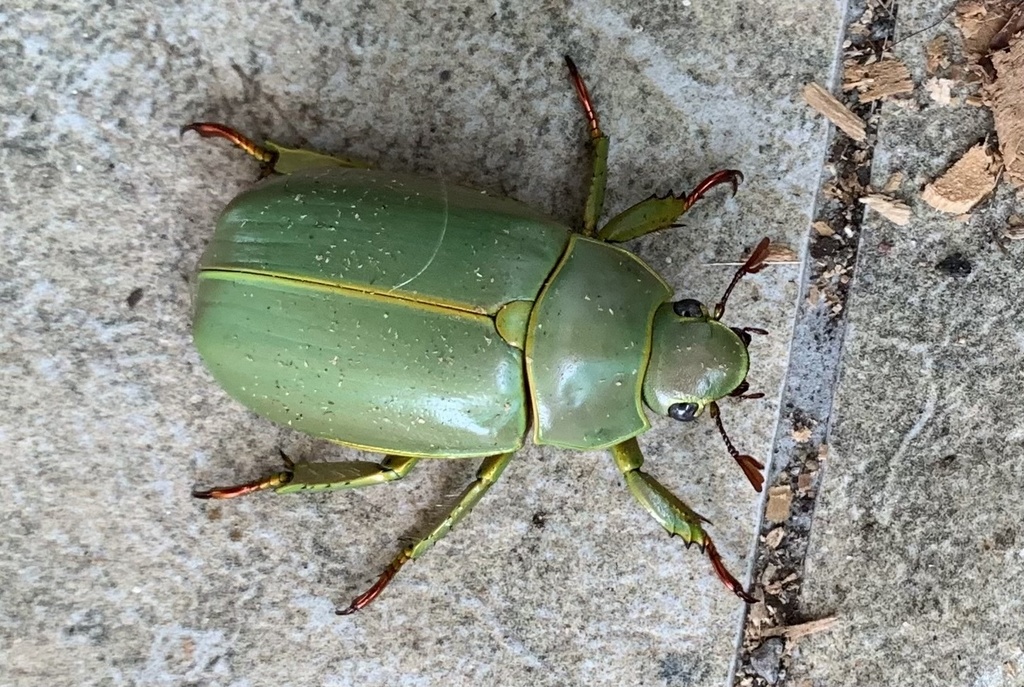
[{"x1": 760, "y1": 616, "x2": 838, "y2": 640}]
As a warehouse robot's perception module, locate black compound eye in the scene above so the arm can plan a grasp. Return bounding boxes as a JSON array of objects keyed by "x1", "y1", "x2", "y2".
[
  {"x1": 732, "y1": 327, "x2": 752, "y2": 347},
  {"x1": 673, "y1": 298, "x2": 704, "y2": 318},
  {"x1": 668, "y1": 402, "x2": 699, "y2": 422}
]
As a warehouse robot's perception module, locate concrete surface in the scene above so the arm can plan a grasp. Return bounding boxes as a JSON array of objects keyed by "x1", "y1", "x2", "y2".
[
  {"x1": 1, "y1": 1, "x2": 843, "y2": 686},
  {"x1": 790, "y1": 2, "x2": 1024, "y2": 686}
]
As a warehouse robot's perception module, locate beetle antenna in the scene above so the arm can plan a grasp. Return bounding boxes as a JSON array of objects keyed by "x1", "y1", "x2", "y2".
[
  {"x1": 714, "y1": 237, "x2": 770, "y2": 320},
  {"x1": 709, "y1": 401, "x2": 764, "y2": 492}
]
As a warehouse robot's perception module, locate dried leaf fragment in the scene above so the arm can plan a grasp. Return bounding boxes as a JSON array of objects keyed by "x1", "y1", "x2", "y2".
[
  {"x1": 802, "y1": 83, "x2": 867, "y2": 142},
  {"x1": 955, "y1": 0, "x2": 1017, "y2": 59},
  {"x1": 987, "y1": 38, "x2": 1024, "y2": 187},
  {"x1": 859, "y1": 193, "x2": 912, "y2": 226},
  {"x1": 921, "y1": 144, "x2": 1002, "y2": 213},
  {"x1": 843, "y1": 59, "x2": 914, "y2": 102}
]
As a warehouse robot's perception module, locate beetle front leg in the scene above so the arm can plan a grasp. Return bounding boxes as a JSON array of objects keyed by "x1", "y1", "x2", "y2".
[
  {"x1": 609, "y1": 438, "x2": 755, "y2": 603},
  {"x1": 181, "y1": 122, "x2": 373, "y2": 176},
  {"x1": 565, "y1": 57, "x2": 610, "y2": 237},
  {"x1": 337, "y1": 451, "x2": 514, "y2": 615},
  {"x1": 192, "y1": 452, "x2": 419, "y2": 499},
  {"x1": 597, "y1": 169, "x2": 743, "y2": 243}
]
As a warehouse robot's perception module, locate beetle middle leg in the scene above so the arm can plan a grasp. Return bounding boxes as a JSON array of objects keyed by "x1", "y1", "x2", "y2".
[
  {"x1": 192, "y1": 452, "x2": 419, "y2": 499},
  {"x1": 609, "y1": 437, "x2": 755, "y2": 603},
  {"x1": 337, "y1": 451, "x2": 514, "y2": 615},
  {"x1": 181, "y1": 122, "x2": 373, "y2": 176}
]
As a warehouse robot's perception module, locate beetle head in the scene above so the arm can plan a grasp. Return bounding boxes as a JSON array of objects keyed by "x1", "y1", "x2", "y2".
[
  {"x1": 642, "y1": 301, "x2": 751, "y2": 417},
  {"x1": 641, "y1": 238, "x2": 770, "y2": 491}
]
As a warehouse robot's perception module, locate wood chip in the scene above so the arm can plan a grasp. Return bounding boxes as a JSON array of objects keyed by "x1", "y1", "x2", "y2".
[
  {"x1": 764, "y1": 527, "x2": 785, "y2": 549},
  {"x1": 859, "y1": 193, "x2": 912, "y2": 225},
  {"x1": 882, "y1": 172, "x2": 905, "y2": 194},
  {"x1": 792, "y1": 426, "x2": 812, "y2": 443},
  {"x1": 812, "y1": 220, "x2": 836, "y2": 237},
  {"x1": 704, "y1": 243, "x2": 799, "y2": 266},
  {"x1": 802, "y1": 83, "x2": 867, "y2": 142},
  {"x1": 843, "y1": 59, "x2": 914, "y2": 102},
  {"x1": 766, "y1": 244, "x2": 798, "y2": 263},
  {"x1": 760, "y1": 616, "x2": 838, "y2": 640},
  {"x1": 988, "y1": 37, "x2": 1024, "y2": 188},
  {"x1": 925, "y1": 35, "x2": 950, "y2": 74},
  {"x1": 921, "y1": 144, "x2": 1002, "y2": 213},
  {"x1": 765, "y1": 486, "x2": 793, "y2": 523},
  {"x1": 925, "y1": 77, "x2": 955, "y2": 105}
]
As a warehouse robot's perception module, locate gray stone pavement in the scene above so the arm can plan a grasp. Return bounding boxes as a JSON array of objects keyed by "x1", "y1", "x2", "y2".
[
  {"x1": 789, "y1": 2, "x2": 1024, "y2": 686},
  {"x1": 16, "y1": 1, "x2": 1018, "y2": 686}
]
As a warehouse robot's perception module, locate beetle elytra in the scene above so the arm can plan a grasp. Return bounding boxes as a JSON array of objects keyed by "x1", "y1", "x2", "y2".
[{"x1": 185, "y1": 57, "x2": 769, "y2": 614}]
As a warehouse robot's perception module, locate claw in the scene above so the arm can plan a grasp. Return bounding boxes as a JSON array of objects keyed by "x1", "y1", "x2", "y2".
[
  {"x1": 683, "y1": 169, "x2": 743, "y2": 209},
  {"x1": 192, "y1": 470, "x2": 291, "y2": 499},
  {"x1": 181, "y1": 122, "x2": 278, "y2": 169},
  {"x1": 705, "y1": 537, "x2": 756, "y2": 603},
  {"x1": 336, "y1": 552, "x2": 410, "y2": 616}
]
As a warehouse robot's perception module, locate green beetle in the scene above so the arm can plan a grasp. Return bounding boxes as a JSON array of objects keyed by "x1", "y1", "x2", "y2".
[{"x1": 186, "y1": 58, "x2": 770, "y2": 614}]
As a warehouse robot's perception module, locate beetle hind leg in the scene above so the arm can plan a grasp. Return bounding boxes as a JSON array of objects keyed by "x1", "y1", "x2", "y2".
[
  {"x1": 337, "y1": 451, "x2": 514, "y2": 615},
  {"x1": 609, "y1": 438, "x2": 755, "y2": 603},
  {"x1": 181, "y1": 122, "x2": 373, "y2": 176},
  {"x1": 192, "y1": 452, "x2": 419, "y2": 499}
]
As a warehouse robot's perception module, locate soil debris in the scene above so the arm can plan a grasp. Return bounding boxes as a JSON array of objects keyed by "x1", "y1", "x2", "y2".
[{"x1": 921, "y1": 144, "x2": 1002, "y2": 214}]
